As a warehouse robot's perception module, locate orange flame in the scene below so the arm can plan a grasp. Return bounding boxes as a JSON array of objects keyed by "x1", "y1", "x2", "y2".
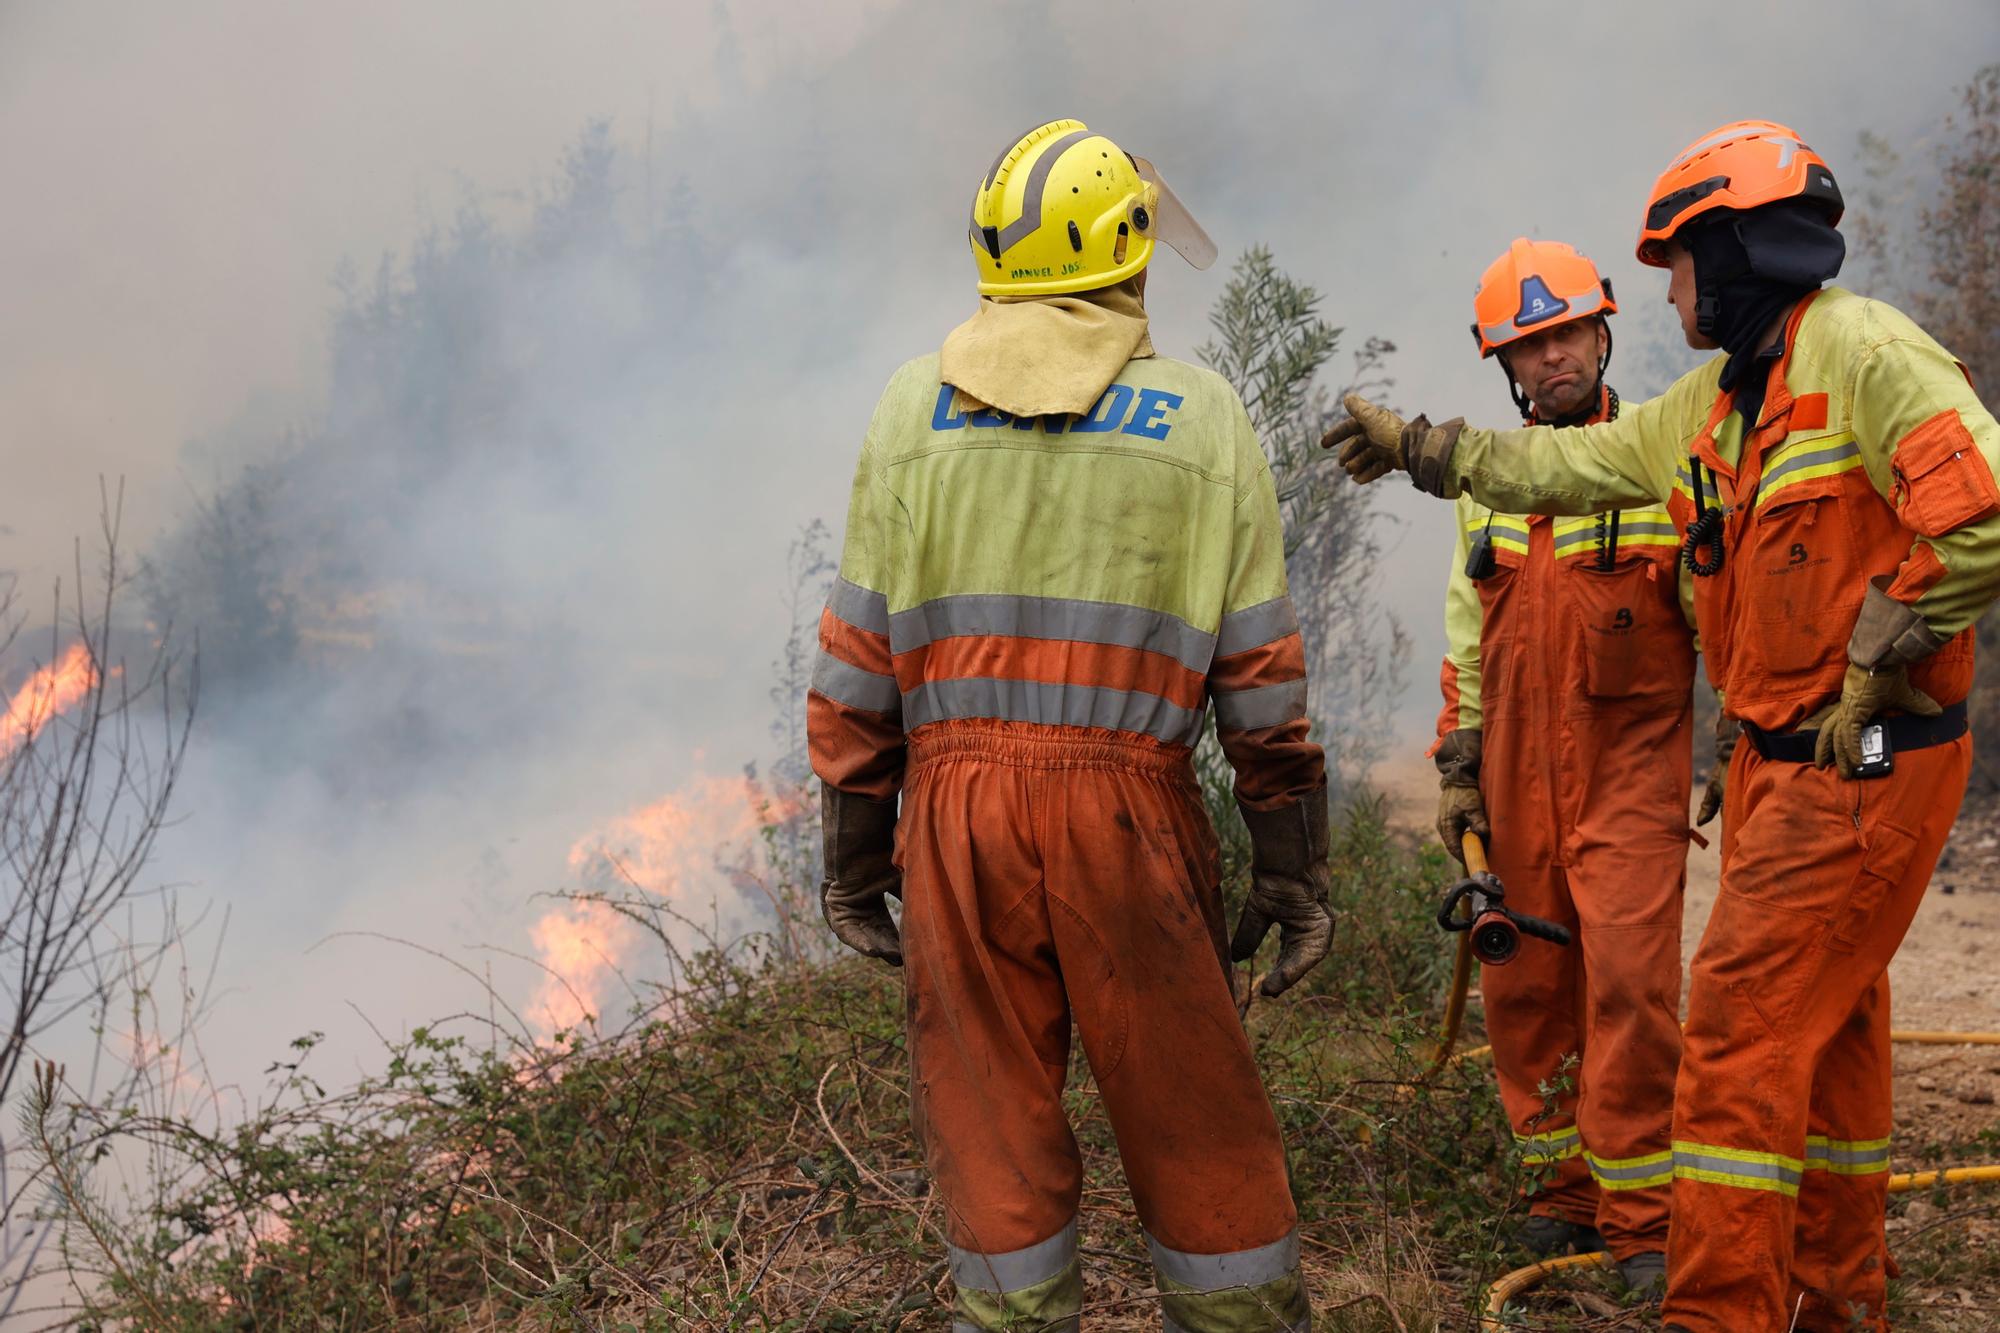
[
  {"x1": 0, "y1": 643, "x2": 97, "y2": 759},
  {"x1": 528, "y1": 772, "x2": 800, "y2": 1037}
]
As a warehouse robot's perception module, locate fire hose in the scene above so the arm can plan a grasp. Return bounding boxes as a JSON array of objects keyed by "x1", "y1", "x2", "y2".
[{"x1": 1412, "y1": 843, "x2": 2000, "y2": 1323}]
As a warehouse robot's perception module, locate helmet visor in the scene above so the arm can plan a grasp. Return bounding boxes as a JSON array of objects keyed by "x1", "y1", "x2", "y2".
[{"x1": 1132, "y1": 155, "x2": 1217, "y2": 271}]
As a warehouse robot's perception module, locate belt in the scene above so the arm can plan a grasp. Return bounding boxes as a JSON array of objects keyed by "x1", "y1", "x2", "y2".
[{"x1": 1743, "y1": 700, "x2": 1968, "y2": 764}]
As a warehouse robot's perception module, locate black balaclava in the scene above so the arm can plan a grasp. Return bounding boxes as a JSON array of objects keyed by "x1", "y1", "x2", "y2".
[{"x1": 1683, "y1": 199, "x2": 1846, "y2": 423}]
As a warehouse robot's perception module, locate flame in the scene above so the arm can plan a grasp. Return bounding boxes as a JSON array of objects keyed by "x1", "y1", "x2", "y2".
[
  {"x1": 0, "y1": 643, "x2": 98, "y2": 759},
  {"x1": 528, "y1": 772, "x2": 801, "y2": 1037}
]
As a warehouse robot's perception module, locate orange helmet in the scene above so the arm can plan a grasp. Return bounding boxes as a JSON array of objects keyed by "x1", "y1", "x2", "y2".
[
  {"x1": 1636, "y1": 119, "x2": 1843, "y2": 267},
  {"x1": 1470, "y1": 238, "x2": 1616, "y2": 358}
]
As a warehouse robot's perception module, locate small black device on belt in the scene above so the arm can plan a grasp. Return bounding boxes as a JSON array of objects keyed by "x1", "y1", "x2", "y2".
[{"x1": 1741, "y1": 700, "x2": 1968, "y2": 777}]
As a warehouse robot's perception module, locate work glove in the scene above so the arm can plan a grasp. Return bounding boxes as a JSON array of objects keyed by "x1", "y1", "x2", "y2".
[
  {"x1": 1320, "y1": 393, "x2": 1465, "y2": 498},
  {"x1": 819, "y1": 786, "x2": 903, "y2": 966},
  {"x1": 1803, "y1": 582, "x2": 1949, "y2": 778},
  {"x1": 1229, "y1": 796, "x2": 1335, "y2": 998},
  {"x1": 1432, "y1": 728, "x2": 1488, "y2": 863},
  {"x1": 1804, "y1": 663, "x2": 1942, "y2": 778},
  {"x1": 1695, "y1": 712, "x2": 1739, "y2": 827}
]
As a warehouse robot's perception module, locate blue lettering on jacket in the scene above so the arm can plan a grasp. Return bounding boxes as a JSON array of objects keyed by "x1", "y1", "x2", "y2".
[
  {"x1": 1126, "y1": 388, "x2": 1185, "y2": 440},
  {"x1": 929, "y1": 381, "x2": 1182, "y2": 440},
  {"x1": 1070, "y1": 384, "x2": 1136, "y2": 434}
]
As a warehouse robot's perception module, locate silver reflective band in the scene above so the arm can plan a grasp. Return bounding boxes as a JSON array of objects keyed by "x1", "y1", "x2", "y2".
[
  {"x1": 904, "y1": 677, "x2": 1206, "y2": 748},
  {"x1": 1587, "y1": 1151, "x2": 1673, "y2": 1187},
  {"x1": 828, "y1": 576, "x2": 890, "y2": 635},
  {"x1": 1553, "y1": 520, "x2": 1680, "y2": 551},
  {"x1": 810, "y1": 650, "x2": 901, "y2": 714},
  {"x1": 1672, "y1": 1146, "x2": 1803, "y2": 1188},
  {"x1": 949, "y1": 1218, "x2": 1079, "y2": 1294},
  {"x1": 991, "y1": 129, "x2": 1094, "y2": 253},
  {"x1": 889, "y1": 593, "x2": 1217, "y2": 672},
  {"x1": 1211, "y1": 678, "x2": 1309, "y2": 732},
  {"x1": 1146, "y1": 1228, "x2": 1301, "y2": 1291},
  {"x1": 1215, "y1": 597, "x2": 1300, "y2": 658},
  {"x1": 1805, "y1": 1136, "x2": 1891, "y2": 1171},
  {"x1": 1755, "y1": 438, "x2": 1862, "y2": 498}
]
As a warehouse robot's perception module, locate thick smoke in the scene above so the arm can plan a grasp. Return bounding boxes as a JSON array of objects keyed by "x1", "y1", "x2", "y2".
[{"x1": 1, "y1": 1, "x2": 1991, "y2": 1086}]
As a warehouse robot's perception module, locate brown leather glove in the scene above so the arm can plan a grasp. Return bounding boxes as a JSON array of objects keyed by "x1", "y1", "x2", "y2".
[
  {"x1": 1432, "y1": 729, "x2": 1488, "y2": 863},
  {"x1": 1320, "y1": 393, "x2": 1463, "y2": 497},
  {"x1": 1695, "y1": 712, "x2": 1739, "y2": 827},
  {"x1": 1228, "y1": 796, "x2": 1335, "y2": 998},
  {"x1": 819, "y1": 786, "x2": 903, "y2": 966},
  {"x1": 1805, "y1": 663, "x2": 1942, "y2": 778}
]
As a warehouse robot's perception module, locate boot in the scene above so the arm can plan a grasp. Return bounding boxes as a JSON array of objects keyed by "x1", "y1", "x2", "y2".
[
  {"x1": 1617, "y1": 1250, "x2": 1666, "y2": 1301},
  {"x1": 1515, "y1": 1213, "x2": 1604, "y2": 1258}
]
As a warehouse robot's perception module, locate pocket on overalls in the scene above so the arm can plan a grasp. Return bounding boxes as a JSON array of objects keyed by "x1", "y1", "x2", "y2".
[
  {"x1": 1565, "y1": 556, "x2": 1694, "y2": 702},
  {"x1": 1744, "y1": 474, "x2": 1861, "y2": 679},
  {"x1": 1828, "y1": 820, "x2": 1919, "y2": 956}
]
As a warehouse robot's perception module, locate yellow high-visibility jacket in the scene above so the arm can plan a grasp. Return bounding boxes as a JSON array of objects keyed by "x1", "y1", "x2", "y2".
[{"x1": 808, "y1": 352, "x2": 1325, "y2": 807}]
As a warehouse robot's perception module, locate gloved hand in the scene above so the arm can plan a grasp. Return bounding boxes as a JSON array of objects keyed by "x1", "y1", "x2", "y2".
[
  {"x1": 1804, "y1": 663, "x2": 1942, "y2": 778},
  {"x1": 1432, "y1": 729, "x2": 1487, "y2": 863},
  {"x1": 819, "y1": 786, "x2": 903, "y2": 966},
  {"x1": 1229, "y1": 797, "x2": 1335, "y2": 998},
  {"x1": 1320, "y1": 393, "x2": 1464, "y2": 497},
  {"x1": 1695, "y1": 712, "x2": 1740, "y2": 826},
  {"x1": 1437, "y1": 785, "x2": 1489, "y2": 863}
]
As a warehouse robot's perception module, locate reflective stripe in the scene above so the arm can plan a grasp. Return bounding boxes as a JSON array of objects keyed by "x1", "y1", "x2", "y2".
[
  {"x1": 1481, "y1": 283, "x2": 1608, "y2": 348},
  {"x1": 949, "y1": 1219, "x2": 1079, "y2": 1294},
  {"x1": 1756, "y1": 435, "x2": 1863, "y2": 502},
  {"x1": 904, "y1": 677, "x2": 1205, "y2": 746},
  {"x1": 1805, "y1": 1135, "x2": 1892, "y2": 1175},
  {"x1": 889, "y1": 593, "x2": 1216, "y2": 672},
  {"x1": 1672, "y1": 1141, "x2": 1804, "y2": 1196},
  {"x1": 1587, "y1": 1149, "x2": 1674, "y2": 1190},
  {"x1": 810, "y1": 650, "x2": 901, "y2": 713},
  {"x1": 1552, "y1": 520, "x2": 1681, "y2": 550},
  {"x1": 828, "y1": 576, "x2": 890, "y2": 635},
  {"x1": 1215, "y1": 597, "x2": 1299, "y2": 657},
  {"x1": 1517, "y1": 1125, "x2": 1583, "y2": 1164},
  {"x1": 1211, "y1": 678, "x2": 1308, "y2": 732},
  {"x1": 1146, "y1": 1229, "x2": 1300, "y2": 1291}
]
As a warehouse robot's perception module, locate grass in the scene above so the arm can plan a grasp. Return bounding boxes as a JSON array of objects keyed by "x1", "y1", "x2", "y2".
[{"x1": 24, "y1": 797, "x2": 2000, "y2": 1330}]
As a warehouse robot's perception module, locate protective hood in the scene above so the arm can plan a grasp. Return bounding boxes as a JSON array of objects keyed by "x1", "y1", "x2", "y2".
[
  {"x1": 939, "y1": 275, "x2": 1155, "y2": 420},
  {"x1": 1685, "y1": 200, "x2": 1845, "y2": 393}
]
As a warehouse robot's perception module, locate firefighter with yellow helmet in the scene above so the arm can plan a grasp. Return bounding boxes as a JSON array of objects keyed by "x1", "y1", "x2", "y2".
[
  {"x1": 810, "y1": 119, "x2": 1324, "y2": 1331},
  {"x1": 1438, "y1": 238, "x2": 1697, "y2": 1296}
]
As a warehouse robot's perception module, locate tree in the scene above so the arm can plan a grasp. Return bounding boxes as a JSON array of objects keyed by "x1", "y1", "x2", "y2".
[
  {"x1": 0, "y1": 492, "x2": 198, "y2": 1317},
  {"x1": 1194, "y1": 247, "x2": 1408, "y2": 875}
]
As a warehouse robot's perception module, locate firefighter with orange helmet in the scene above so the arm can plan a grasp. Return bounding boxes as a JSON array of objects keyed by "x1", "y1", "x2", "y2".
[
  {"x1": 1332, "y1": 120, "x2": 2000, "y2": 1332},
  {"x1": 1437, "y1": 238, "x2": 1694, "y2": 1296}
]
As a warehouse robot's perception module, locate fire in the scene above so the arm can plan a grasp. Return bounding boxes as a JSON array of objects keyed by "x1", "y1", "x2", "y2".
[
  {"x1": 528, "y1": 772, "x2": 803, "y2": 1037},
  {"x1": 0, "y1": 642, "x2": 97, "y2": 759}
]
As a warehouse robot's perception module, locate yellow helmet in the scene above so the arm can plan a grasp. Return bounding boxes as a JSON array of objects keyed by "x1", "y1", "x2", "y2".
[{"x1": 968, "y1": 118, "x2": 1216, "y2": 296}]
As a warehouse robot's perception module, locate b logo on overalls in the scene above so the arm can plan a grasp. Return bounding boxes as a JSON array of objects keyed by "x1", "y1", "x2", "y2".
[{"x1": 1613, "y1": 608, "x2": 1634, "y2": 630}]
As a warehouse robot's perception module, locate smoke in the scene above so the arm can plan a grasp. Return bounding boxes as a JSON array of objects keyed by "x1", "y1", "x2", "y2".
[{"x1": 1, "y1": 1, "x2": 1993, "y2": 1086}]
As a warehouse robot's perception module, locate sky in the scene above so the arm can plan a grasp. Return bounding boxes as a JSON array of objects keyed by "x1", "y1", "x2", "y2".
[{"x1": 0, "y1": 0, "x2": 1993, "y2": 1101}]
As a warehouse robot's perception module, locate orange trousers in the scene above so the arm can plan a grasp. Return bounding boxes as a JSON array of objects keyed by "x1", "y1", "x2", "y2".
[
  {"x1": 898, "y1": 721, "x2": 1310, "y2": 1332},
  {"x1": 1480, "y1": 705, "x2": 1688, "y2": 1257},
  {"x1": 1663, "y1": 736, "x2": 1970, "y2": 1333}
]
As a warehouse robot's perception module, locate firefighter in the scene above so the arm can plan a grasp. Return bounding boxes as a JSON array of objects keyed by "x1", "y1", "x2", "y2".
[
  {"x1": 1439, "y1": 239, "x2": 1696, "y2": 1295},
  {"x1": 808, "y1": 119, "x2": 1327, "y2": 1333},
  {"x1": 1329, "y1": 120, "x2": 2000, "y2": 1332}
]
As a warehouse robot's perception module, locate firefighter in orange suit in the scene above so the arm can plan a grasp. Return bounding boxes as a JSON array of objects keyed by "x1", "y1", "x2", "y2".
[
  {"x1": 1436, "y1": 239, "x2": 1696, "y2": 1295},
  {"x1": 807, "y1": 119, "x2": 1328, "y2": 1332},
  {"x1": 1331, "y1": 120, "x2": 2000, "y2": 1333}
]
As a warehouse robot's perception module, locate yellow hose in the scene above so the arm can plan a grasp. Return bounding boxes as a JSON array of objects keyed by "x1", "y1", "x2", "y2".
[
  {"x1": 1417, "y1": 832, "x2": 1485, "y2": 1083},
  {"x1": 1478, "y1": 1167, "x2": 2000, "y2": 1322},
  {"x1": 1453, "y1": 1031, "x2": 2000, "y2": 1068}
]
